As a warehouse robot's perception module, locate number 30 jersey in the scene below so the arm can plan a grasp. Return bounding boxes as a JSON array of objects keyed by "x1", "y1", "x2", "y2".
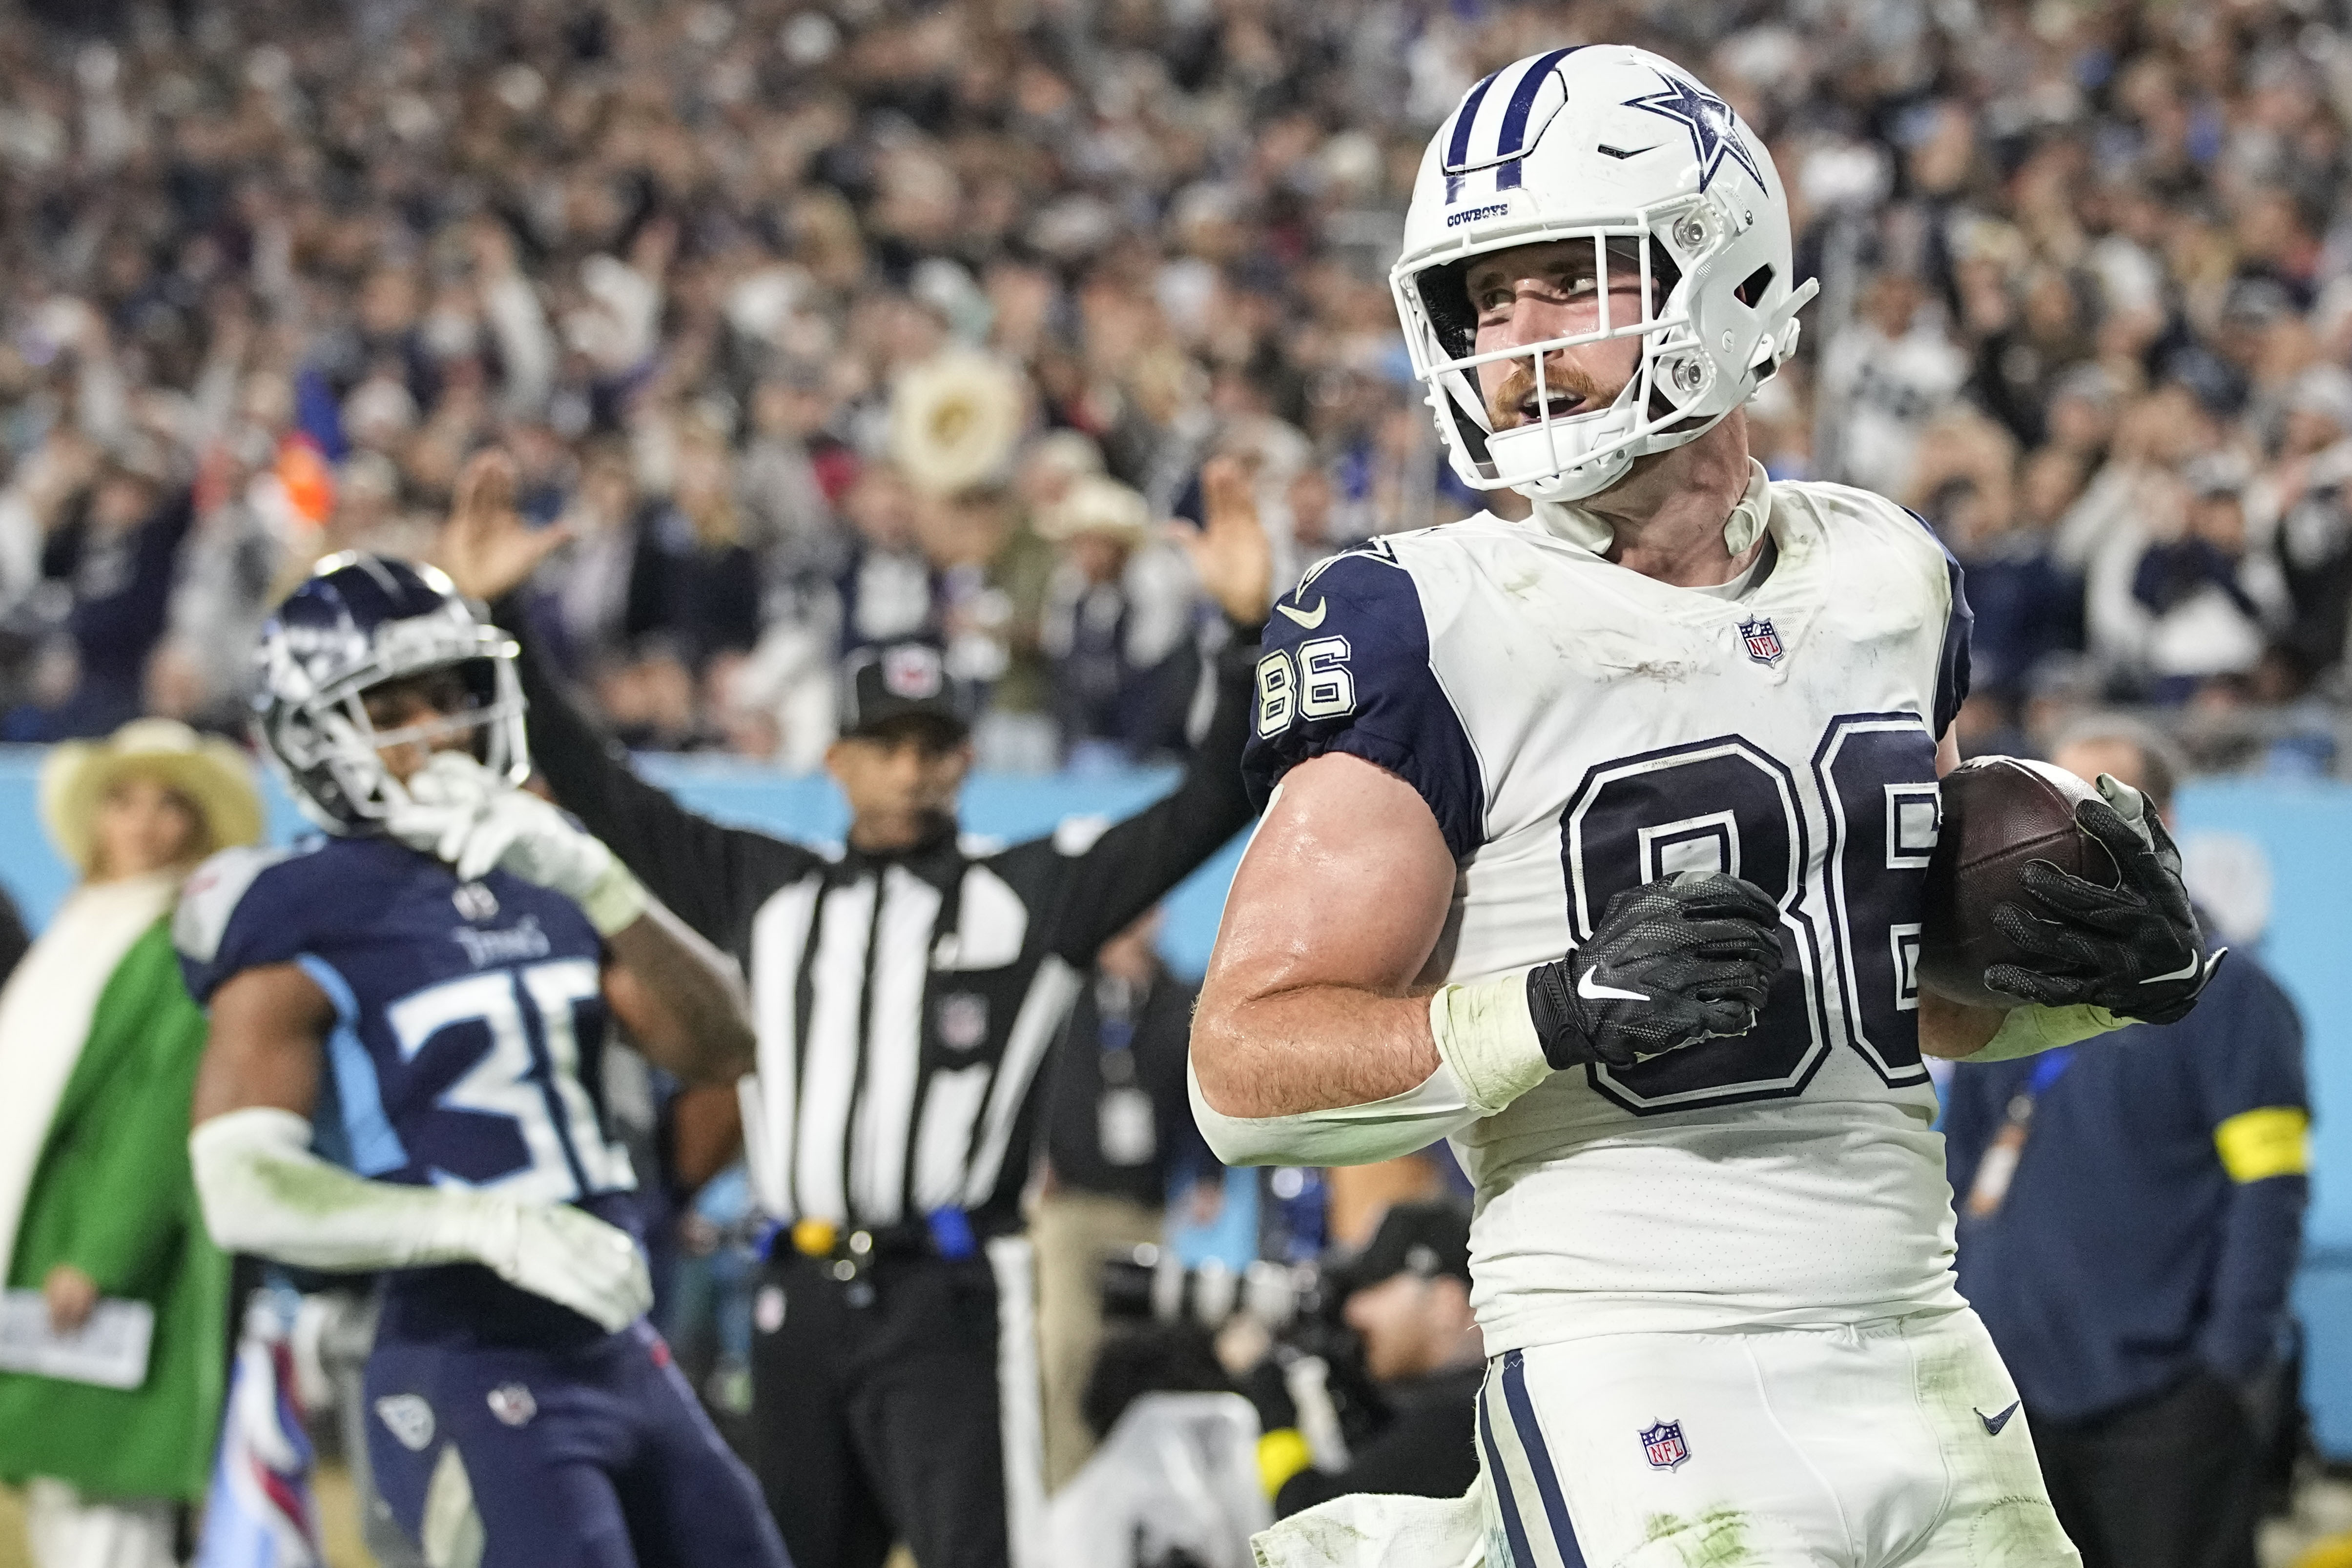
[
  {"x1": 177, "y1": 834, "x2": 636, "y2": 1344},
  {"x1": 1242, "y1": 468, "x2": 1975, "y2": 1354}
]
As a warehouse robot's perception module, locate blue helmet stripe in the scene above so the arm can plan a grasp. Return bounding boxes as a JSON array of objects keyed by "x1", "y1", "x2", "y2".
[
  {"x1": 1494, "y1": 47, "x2": 1580, "y2": 191},
  {"x1": 1443, "y1": 69, "x2": 1503, "y2": 202}
]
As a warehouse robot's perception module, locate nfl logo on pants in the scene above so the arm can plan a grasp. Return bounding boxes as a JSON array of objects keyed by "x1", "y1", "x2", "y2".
[{"x1": 1641, "y1": 1420, "x2": 1691, "y2": 1470}]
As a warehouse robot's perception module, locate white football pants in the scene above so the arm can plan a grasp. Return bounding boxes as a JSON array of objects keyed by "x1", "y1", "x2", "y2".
[
  {"x1": 1476, "y1": 1307, "x2": 2079, "y2": 1568},
  {"x1": 23, "y1": 1479, "x2": 178, "y2": 1568}
]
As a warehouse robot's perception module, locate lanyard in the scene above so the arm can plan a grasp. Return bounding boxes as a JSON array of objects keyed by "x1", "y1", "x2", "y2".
[
  {"x1": 1094, "y1": 975, "x2": 1157, "y2": 1166},
  {"x1": 1962, "y1": 1047, "x2": 2075, "y2": 1220},
  {"x1": 2016, "y1": 1046, "x2": 2076, "y2": 1115},
  {"x1": 1096, "y1": 976, "x2": 1141, "y2": 1079}
]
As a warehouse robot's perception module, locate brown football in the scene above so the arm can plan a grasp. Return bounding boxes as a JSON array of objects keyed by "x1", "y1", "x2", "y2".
[{"x1": 1917, "y1": 756, "x2": 2119, "y2": 1009}]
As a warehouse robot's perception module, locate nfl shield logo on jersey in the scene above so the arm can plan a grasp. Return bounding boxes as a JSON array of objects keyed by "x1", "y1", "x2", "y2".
[
  {"x1": 1738, "y1": 616, "x2": 1785, "y2": 666},
  {"x1": 487, "y1": 1383, "x2": 537, "y2": 1428},
  {"x1": 1641, "y1": 1419, "x2": 1691, "y2": 1469}
]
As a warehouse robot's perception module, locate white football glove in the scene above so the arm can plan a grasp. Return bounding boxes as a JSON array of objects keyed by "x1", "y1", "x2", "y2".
[
  {"x1": 192, "y1": 1107, "x2": 653, "y2": 1333},
  {"x1": 466, "y1": 1198, "x2": 654, "y2": 1333},
  {"x1": 387, "y1": 752, "x2": 647, "y2": 935}
]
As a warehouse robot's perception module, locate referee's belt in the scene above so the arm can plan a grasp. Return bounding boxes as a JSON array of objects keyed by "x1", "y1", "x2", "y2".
[{"x1": 775, "y1": 1208, "x2": 988, "y2": 1272}]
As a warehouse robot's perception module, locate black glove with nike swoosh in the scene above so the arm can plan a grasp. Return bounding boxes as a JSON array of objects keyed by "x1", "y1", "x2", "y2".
[
  {"x1": 1525, "y1": 871, "x2": 1785, "y2": 1070},
  {"x1": 1987, "y1": 774, "x2": 2223, "y2": 1025}
]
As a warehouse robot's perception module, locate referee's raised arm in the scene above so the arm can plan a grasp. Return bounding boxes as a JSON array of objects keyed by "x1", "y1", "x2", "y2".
[
  {"x1": 435, "y1": 451, "x2": 824, "y2": 948},
  {"x1": 1037, "y1": 458, "x2": 1274, "y2": 962}
]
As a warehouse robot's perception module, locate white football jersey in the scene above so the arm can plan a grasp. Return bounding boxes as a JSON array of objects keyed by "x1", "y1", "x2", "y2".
[{"x1": 1242, "y1": 464, "x2": 1974, "y2": 1353}]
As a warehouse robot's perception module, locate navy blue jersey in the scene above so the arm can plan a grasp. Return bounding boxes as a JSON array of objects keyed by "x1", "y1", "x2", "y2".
[{"x1": 178, "y1": 834, "x2": 638, "y2": 1344}]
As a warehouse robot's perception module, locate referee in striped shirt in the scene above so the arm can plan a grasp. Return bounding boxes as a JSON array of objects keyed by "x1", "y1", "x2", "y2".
[{"x1": 439, "y1": 453, "x2": 1272, "y2": 1568}]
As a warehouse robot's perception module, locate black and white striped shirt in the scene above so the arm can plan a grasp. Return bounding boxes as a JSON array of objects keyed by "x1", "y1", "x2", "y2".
[{"x1": 510, "y1": 623, "x2": 1259, "y2": 1232}]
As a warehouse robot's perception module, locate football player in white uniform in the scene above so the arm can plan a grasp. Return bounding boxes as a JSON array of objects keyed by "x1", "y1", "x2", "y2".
[{"x1": 1190, "y1": 45, "x2": 2217, "y2": 1568}]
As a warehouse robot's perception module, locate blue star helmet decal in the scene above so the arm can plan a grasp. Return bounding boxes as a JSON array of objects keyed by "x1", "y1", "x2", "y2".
[{"x1": 1623, "y1": 69, "x2": 1764, "y2": 193}]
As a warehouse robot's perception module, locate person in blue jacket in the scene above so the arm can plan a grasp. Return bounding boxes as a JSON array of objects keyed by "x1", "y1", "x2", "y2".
[{"x1": 1944, "y1": 716, "x2": 2308, "y2": 1568}]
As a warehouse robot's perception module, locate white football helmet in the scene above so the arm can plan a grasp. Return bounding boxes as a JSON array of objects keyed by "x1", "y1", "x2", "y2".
[{"x1": 1391, "y1": 44, "x2": 1818, "y2": 504}]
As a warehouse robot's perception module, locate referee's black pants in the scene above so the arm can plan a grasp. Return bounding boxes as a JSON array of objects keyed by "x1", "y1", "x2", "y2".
[
  {"x1": 2030, "y1": 1371, "x2": 2261, "y2": 1568},
  {"x1": 750, "y1": 1250, "x2": 1009, "y2": 1568}
]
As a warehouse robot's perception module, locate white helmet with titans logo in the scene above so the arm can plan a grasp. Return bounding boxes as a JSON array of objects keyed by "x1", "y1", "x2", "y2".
[{"x1": 1392, "y1": 44, "x2": 1817, "y2": 504}]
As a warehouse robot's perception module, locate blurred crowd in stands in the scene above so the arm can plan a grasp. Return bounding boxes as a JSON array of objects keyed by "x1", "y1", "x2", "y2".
[{"x1": 1, "y1": 0, "x2": 2350, "y2": 774}]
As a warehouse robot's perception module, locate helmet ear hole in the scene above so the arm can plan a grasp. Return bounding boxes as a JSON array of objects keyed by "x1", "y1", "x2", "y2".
[
  {"x1": 1733, "y1": 264, "x2": 1774, "y2": 307},
  {"x1": 1444, "y1": 386, "x2": 1496, "y2": 470},
  {"x1": 1418, "y1": 260, "x2": 1479, "y2": 361},
  {"x1": 1645, "y1": 249, "x2": 1684, "y2": 313}
]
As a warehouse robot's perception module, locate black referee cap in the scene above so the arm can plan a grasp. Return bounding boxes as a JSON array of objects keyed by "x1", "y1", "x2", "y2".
[
  {"x1": 839, "y1": 641, "x2": 970, "y2": 740},
  {"x1": 1338, "y1": 1201, "x2": 1472, "y2": 1295}
]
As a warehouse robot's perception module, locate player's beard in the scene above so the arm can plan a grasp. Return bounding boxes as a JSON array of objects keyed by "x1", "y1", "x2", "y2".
[{"x1": 1485, "y1": 352, "x2": 1625, "y2": 431}]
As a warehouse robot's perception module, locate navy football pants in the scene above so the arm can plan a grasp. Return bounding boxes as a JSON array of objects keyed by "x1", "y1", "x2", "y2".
[{"x1": 365, "y1": 1320, "x2": 790, "y2": 1568}]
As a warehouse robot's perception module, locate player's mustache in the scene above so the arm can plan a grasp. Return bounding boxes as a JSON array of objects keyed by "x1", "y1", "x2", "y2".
[{"x1": 1486, "y1": 354, "x2": 1620, "y2": 429}]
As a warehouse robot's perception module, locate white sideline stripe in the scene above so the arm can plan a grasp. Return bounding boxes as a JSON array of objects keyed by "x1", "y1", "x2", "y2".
[{"x1": 988, "y1": 1235, "x2": 1051, "y2": 1568}]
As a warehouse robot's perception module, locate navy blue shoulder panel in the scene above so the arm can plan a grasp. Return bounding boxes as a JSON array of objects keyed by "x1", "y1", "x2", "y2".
[
  {"x1": 1241, "y1": 546, "x2": 1487, "y2": 858},
  {"x1": 1900, "y1": 509, "x2": 1974, "y2": 742},
  {"x1": 176, "y1": 837, "x2": 357, "y2": 1004}
]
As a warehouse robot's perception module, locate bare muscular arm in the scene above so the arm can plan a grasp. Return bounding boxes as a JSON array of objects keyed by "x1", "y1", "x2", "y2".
[
  {"x1": 191, "y1": 963, "x2": 330, "y2": 1125},
  {"x1": 1196, "y1": 727, "x2": 2004, "y2": 1114},
  {"x1": 601, "y1": 902, "x2": 756, "y2": 1086},
  {"x1": 1191, "y1": 753, "x2": 1456, "y2": 1119}
]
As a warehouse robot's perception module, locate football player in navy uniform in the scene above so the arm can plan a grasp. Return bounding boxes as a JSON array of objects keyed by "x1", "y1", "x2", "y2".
[{"x1": 182, "y1": 555, "x2": 791, "y2": 1568}]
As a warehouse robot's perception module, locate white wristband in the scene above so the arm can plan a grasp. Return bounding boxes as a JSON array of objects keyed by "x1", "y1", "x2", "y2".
[
  {"x1": 1428, "y1": 970, "x2": 1553, "y2": 1116},
  {"x1": 576, "y1": 853, "x2": 648, "y2": 937},
  {"x1": 1962, "y1": 1003, "x2": 2127, "y2": 1063}
]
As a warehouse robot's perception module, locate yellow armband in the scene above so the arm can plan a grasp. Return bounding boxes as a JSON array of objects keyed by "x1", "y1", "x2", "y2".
[{"x1": 2214, "y1": 1107, "x2": 2311, "y2": 1183}]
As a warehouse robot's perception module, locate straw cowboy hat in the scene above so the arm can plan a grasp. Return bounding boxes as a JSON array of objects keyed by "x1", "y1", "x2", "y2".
[
  {"x1": 1034, "y1": 474, "x2": 1154, "y2": 545},
  {"x1": 40, "y1": 719, "x2": 264, "y2": 875},
  {"x1": 889, "y1": 349, "x2": 1027, "y2": 498}
]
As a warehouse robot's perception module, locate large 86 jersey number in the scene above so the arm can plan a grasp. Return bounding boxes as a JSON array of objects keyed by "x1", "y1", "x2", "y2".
[
  {"x1": 1255, "y1": 637, "x2": 1356, "y2": 736},
  {"x1": 1564, "y1": 714, "x2": 1942, "y2": 1115}
]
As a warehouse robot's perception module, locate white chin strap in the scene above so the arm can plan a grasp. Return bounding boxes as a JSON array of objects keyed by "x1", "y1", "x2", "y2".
[{"x1": 1527, "y1": 456, "x2": 1773, "y2": 558}]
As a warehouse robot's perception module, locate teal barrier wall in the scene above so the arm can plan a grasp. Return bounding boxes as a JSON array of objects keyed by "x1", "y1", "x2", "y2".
[{"x1": 0, "y1": 749, "x2": 2341, "y2": 1450}]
